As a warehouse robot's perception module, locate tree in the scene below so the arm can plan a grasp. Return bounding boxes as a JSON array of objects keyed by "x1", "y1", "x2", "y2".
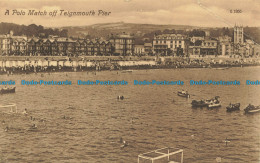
[
  {"x1": 189, "y1": 29, "x2": 205, "y2": 37},
  {"x1": 163, "y1": 29, "x2": 171, "y2": 34},
  {"x1": 60, "y1": 29, "x2": 68, "y2": 37}
]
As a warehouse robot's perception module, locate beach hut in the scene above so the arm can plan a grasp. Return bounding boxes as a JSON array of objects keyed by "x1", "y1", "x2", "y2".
[
  {"x1": 49, "y1": 61, "x2": 58, "y2": 67},
  {"x1": 58, "y1": 61, "x2": 64, "y2": 67},
  {"x1": 64, "y1": 61, "x2": 72, "y2": 67},
  {"x1": 72, "y1": 61, "x2": 78, "y2": 67},
  {"x1": 37, "y1": 60, "x2": 43, "y2": 67},
  {"x1": 42, "y1": 60, "x2": 49, "y2": 67},
  {"x1": 5, "y1": 61, "x2": 12, "y2": 67},
  {"x1": 17, "y1": 61, "x2": 25, "y2": 67},
  {"x1": 86, "y1": 61, "x2": 95, "y2": 67}
]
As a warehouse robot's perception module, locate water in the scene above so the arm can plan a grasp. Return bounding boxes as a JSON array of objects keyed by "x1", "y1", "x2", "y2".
[{"x1": 0, "y1": 67, "x2": 259, "y2": 163}]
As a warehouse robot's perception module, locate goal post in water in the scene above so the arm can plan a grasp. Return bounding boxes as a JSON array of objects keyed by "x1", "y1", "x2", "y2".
[
  {"x1": 0, "y1": 103, "x2": 17, "y2": 113},
  {"x1": 138, "y1": 147, "x2": 183, "y2": 163}
]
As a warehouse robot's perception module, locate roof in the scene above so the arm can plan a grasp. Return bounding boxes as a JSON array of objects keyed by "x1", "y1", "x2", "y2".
[
  {"x1": 135, "y1": 45, "x2": 144, "y2": 48},
  {"x1": 154, "y1": 34, "x2": 187, "y2": 40},
  {"x1": 110, "y1": 34, "x2": 134, "y2": 39},
  {"x1": 144, "y1": 43, "x2": 152, "y2": 47}
]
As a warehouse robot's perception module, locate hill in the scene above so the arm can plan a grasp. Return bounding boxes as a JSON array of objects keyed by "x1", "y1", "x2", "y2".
[
  {"x1": 0, "y1": 22, "x2": 259, "y2": 44},
  {"x1": 61, "y1": 22, "x2": 198, "y2": 39}
]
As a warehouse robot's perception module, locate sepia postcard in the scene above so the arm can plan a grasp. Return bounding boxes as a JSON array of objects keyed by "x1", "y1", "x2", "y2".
[{"x1": 0, "y1": 0, "x2": 259, "y2": 162}]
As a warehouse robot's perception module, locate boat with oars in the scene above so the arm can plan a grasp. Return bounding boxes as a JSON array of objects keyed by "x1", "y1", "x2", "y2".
[
  {"x1": 0, "y1": 87, "x2": 16, "y2": 94},
  {"x1": 244, "y1": 104, "x2": 260, "y2": 114},
  {"x1": 177, "y1": 90, "x2": 190, "y2": 98},
  {"x1": 226, "y1": 103, "x2": 240, "y2": 112},
  {"x1": 192, "y1": 96, "x2": 220, "y2": 108}
]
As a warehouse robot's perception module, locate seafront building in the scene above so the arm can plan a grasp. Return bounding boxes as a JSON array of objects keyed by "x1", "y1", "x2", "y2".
[
  {"x1": 152, "y1": 34, "x2": 190, "y2": 56},
  {"x1": 188, "y1": 25, "x2": 258, "y2": 58},
  {"x1": 233, "y1": 25, "x2": 256, "y2": 57},
  {"x1": 134, "y1": 45, "x2": 145, "y2": 55},
  {"x1": 0, "y1": 32, "x2": 113, "y2": 56},
  {"x1": 0, "y1": 31, "x2": 27, "y2": 56},
  {"x1": 218, "y1": 36, "x2": 233, "y2": 56},
  {"x1": 234, "y1": 25, "x2": 244, "y2": 44},
  {"x1": 200, "y1": 38, "x2": 218, "y2": 56},
  {"x1": 26, "y1": 38, "x2": 114, "y2": 56},
  {"x1": 109, "y1": 33, "x2": 135, "y2": 56},
  {"x1": 0, "y1": 25, "x2": 259, "y2": 58}
]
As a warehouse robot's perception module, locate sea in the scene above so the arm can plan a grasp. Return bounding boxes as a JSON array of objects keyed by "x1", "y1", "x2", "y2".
[{"x1": 0, "y1": 67, "x2": 259, "y2": 163}]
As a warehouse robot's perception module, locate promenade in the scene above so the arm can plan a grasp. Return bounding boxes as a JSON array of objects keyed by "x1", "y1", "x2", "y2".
[{"x1": 0, "y1": 56, "x2": 259, "y2": 74}]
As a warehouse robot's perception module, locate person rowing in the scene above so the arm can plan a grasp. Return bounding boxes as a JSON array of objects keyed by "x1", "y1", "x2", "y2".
[
  {"x1": 4, "y1": 126, "x2": 9, "y2": 132},
  {"x1": 117, "y1": 95, "x2": 124, "y2": 100},
  {"x1": 120, "y1": 137, "x2": 129, "y2": 149}
]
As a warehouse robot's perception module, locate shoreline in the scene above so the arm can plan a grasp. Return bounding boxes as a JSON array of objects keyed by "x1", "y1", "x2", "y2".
[{"x1": 0, "y1": 63, "x2": 260, "y2": 76}]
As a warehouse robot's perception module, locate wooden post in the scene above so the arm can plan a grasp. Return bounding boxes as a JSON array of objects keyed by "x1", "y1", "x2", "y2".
[
  {"x1": 168, "y1": 148, "x2": 170, "y2": 161},
  {"x1": 181, "y1": 151, "x2": 184, "y2": 163}
]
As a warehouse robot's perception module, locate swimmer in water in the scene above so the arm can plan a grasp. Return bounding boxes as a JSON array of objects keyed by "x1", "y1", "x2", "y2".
[
  {"x1": 120, "y1": 137, "x2": 129, "y2": 148},
  {"x1": 30, "y1": 116, "x2": 35, "y2": 121},
  {"x1": 23, "y1": 108, "x2": 28, "y2": 115},
  {"x1": 31, "y1": 124, "x2": 37, "y2": 129},
  {"x1": 224, "y1": 137, "x2": 230, "y2": 146},
  {"x1": 4, "y1": 126, "x2": 9, "y2": 132}
]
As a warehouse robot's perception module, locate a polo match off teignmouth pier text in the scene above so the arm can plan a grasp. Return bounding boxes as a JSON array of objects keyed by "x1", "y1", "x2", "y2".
[{"x1": 4, "y1": 9, "x2": 111, "y2": 17}]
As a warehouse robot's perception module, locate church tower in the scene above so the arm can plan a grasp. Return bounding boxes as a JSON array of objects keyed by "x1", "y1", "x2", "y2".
[{"x1": 234, "y1": 25, "x2": 244, "y2": 44}]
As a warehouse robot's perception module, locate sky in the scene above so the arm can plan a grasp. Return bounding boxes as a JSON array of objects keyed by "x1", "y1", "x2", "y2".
[{"x1": 0, "y1": 0, "x2": 259, "y2": 27}]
